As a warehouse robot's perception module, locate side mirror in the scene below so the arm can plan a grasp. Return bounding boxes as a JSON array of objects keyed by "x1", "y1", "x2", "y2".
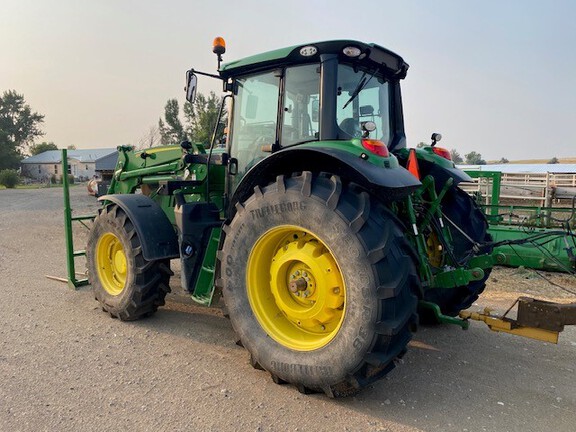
[
  {"x1": 185, "y1": 71, "x2": 198, "y2": 103},
  {"x1": 311, "y1": 99, "x2": 319, "y2": 123}
]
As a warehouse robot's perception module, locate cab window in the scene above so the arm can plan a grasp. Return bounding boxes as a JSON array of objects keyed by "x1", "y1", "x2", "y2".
[
  {"x1": 281, "y1": 64, "x2": 320, "y2": 147},
  {"x1": 230, "y1": 71, "x2": 280, "y2": 178},
  {"x1": 336, "y1": 64, "x2": 391, "y2": 144}
]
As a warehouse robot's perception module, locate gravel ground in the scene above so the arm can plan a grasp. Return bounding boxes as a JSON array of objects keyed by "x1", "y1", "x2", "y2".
[{"x1": 1, "y1": 186, "x2": 575, "y2": 432}]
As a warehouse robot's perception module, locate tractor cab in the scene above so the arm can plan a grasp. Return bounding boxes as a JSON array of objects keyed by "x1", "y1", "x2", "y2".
[{"x1": 186, "y1": 40, "x2": 411, "y2": 194}]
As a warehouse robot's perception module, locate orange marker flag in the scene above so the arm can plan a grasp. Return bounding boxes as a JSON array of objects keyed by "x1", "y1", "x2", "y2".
[{"x1": 407, "y1": 148, "x2": 420, "y2": 179}]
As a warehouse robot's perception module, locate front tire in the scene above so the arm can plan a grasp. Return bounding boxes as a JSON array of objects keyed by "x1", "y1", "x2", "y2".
[
  {"x1": 87, "y1": 204, "x2": 172, "y2": 320},
  {"x1": 218, "y1": 172, "x2": 419, "y2": 397}
]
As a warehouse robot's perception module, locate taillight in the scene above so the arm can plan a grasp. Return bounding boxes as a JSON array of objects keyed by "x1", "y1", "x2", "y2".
[
  {"x1": 432, "y1": 146, "x2": 452, "y2": 160},
  {"x1": 361, "y1": 139, "x2": 389, "y2": 157}
]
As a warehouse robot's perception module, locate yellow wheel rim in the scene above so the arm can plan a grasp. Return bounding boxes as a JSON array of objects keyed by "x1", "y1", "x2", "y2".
[
  {"x1": 426, "y1": 231, "x2": 444, "y2": 267},
  {"x1": 96, "y1": 232, "x2": 127, "y2": 296},
  {"x1": 247, "y1": 226, "x2": 345, "y2": 351}
]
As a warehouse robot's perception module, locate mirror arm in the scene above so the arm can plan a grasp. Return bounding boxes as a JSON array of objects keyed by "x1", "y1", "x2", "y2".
[{"x1": 189, "y1": 68, "x2": 223, "y2": 81}]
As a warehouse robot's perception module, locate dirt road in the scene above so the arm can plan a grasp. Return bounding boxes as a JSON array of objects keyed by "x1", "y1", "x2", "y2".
[{"x1": 1, "y1": 187, "x2": 575, "y2": 432}]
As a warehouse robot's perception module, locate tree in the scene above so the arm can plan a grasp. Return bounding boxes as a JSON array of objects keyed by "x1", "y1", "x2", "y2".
[
  {"x1": 450, "y1": 149, "x2": 463, "y2": 164},
  {"x1": 548, "y1": 157, "x2": 559, "y2": 164},
  {"x1": 184, "y1": 91, "x2": 227, "y2": 145},
  {"x1": 0, "y1": 90, "x2": 44, "y2": 169},
  {"x1": 464, "y1": 151, "x2": 486, "y2": 165},
  {"x1": 67, "y1": 144, "x2": 77, "y2": 150},
  {"x1": 157, "y1": 118, "x2": 171, "y2": 146},
  {"x1": 0, "y1": 169, "x2": 19, "y2": 188},
  {"x1": 498, "y1": 157, "x2": 509, "y2": 164},
  {"x1": 30, "y1": 141, "x2": 58, "y2": 155},
  {"x1": 158, "y1": 99, "x2": 186, "y2": 145},
  {"x1": 138, "y1": 125, "x2": 162, "y2": 149},
  {"x1": 156, "y1": 92, "x2": 226, "y2": 148}
]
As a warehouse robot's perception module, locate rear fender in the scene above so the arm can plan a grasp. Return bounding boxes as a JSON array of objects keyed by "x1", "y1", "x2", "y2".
[
  {"x1": 98, "y1": 194, "x2": 179, "y2": 261},
  {"x1": 229, "y1": 147, "x2": 421, "y2": 215}
]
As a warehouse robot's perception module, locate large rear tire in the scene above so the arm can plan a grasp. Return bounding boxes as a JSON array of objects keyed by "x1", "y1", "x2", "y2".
[
  {"x1": 87, "y1": 204, "x2": 172, "y2": 320},
  {"x1": 423, "y1": 187, "x2": 492, "y2": 316},
  {"x1": 218, "y1": 172, "x2": 419, "y2": 397}
]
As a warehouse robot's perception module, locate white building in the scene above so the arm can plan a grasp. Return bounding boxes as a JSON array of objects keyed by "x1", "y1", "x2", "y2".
[{"x1": 20, "y1": 149, "x2": 116, "y2": 182}]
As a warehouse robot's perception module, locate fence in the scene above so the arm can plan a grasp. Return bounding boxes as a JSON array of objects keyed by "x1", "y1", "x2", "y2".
[{"x1": 461, "y1": 172, "x2": 576, "y2": 208}]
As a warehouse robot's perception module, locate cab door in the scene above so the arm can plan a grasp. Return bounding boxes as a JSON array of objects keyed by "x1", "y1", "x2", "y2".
[{"x1": 227, "y1": 71, "x2": 281, "y2": 194}]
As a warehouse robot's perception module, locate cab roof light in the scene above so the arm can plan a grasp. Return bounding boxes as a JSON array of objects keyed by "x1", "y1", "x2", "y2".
[
  {"x1": 343, "y1": 46, "x2": 362, "y2": 58},
  {"x1": 361, "y1": 139, "x2": 389, "y2": 157},
  {"x1": 299, "y1": 45, "x2": 318, "y2": 57}
]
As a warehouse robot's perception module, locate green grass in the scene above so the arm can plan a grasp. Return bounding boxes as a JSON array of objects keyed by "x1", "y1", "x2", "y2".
[{"x1": 0, "y1": 183, "x2": 79, "y2": 190}]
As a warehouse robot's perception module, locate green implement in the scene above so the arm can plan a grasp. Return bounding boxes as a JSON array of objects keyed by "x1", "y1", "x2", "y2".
[{"x1": 465, "y1": 170, "x2": 576, "y2": 273}]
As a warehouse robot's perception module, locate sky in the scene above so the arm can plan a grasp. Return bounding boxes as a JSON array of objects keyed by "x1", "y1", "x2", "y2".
[{"x1": 1, "y1": 0, "x2": 575, "y2": 160}]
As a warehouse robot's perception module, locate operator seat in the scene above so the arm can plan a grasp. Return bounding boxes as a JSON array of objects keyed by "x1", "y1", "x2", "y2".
[{"x1": 339, "y1": 118, "x2": 360, "y2": 139}]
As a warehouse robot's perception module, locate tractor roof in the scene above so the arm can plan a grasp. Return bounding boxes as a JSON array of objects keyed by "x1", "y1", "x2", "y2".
[{"x1": 219, "y1": 40, "x2": 409, "y2": 80}]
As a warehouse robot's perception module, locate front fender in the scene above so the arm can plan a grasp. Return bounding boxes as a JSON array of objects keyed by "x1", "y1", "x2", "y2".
[
  {"x1": 230, "y1": 146, "x2": 421, "y2": 212},
  {"x1": 425, "y1": 161, "x2": 474, "y2": 185},
  {"x1": 396, "y1": 147, "x2": 473, "y2": 188},
  {"x1": 98, "y1": 194, "x2": 179, "y2": 261}
]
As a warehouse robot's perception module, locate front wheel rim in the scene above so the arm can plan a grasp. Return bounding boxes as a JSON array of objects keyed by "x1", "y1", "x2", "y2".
[
  {"x1": 247, "y1": 226, "x2": 345, "y2": 351},
  {"x1": 96, "y1": 232, "x2": 127, "y2": 296}
]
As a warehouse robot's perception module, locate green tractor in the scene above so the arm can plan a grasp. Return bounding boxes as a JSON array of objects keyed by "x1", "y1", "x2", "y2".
[{"x1": 86, "y1": 38, "x2": 494, "y2": 397}]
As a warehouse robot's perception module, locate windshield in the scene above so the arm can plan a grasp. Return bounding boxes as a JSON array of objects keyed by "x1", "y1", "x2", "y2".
[{"x1": 336, "y1": 64, "x2": 391, "y2": 144}]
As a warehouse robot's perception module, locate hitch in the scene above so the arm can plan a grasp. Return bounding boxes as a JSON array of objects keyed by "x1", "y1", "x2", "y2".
[
  {"x1": 419, "y1": 301, "x2": 470, "y2": 329},
  {"x1": 459, "y1": 297, "x2": 576, "y2": 344}
]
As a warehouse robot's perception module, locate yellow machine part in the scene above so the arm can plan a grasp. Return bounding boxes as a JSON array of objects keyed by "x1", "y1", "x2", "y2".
[{"x1": 460, "y1": 308, "x2": 560, "y2": 344}]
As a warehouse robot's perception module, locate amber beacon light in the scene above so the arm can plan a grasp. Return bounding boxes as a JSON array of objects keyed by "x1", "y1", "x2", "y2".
[
  {"x1": 213, "y1": 37, "x2": 226, "y2": 69},
  {"x1": 213, "y1": 37, "x2": 226, "y2": 55}
]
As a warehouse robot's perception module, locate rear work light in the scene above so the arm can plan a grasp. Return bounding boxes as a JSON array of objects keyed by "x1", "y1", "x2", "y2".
[
  {"x1": 432, "y1": 146, "x2": 452, "y2": 161},
  {"x1": 361, "y1": 139, "x2": 389, "y2": 157}
]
